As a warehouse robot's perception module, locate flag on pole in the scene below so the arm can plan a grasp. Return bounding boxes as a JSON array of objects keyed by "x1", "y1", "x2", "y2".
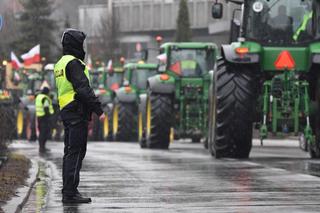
[
  {"x1": 107, "y1": 60, "x2": 113, "y2": 71},
  {"x1": 21, "y1": 44, "x2": 40, "y2": 66},
  {"x1": 10, "y1": 51, "x2": 23, "y2": 70}
]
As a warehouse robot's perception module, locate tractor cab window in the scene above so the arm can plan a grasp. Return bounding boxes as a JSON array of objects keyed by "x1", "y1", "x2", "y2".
[
  {"x1": 169, "y1": 49, "x2": 214, "y2": 77},
  {"x1": 131, "y1": 69, "x2": 157, "y2": 90},
  {"x1": 244, "y1": 0, "x2": 320, "y2": 45},
  {"x1": 107, "y1": 72, "x2": 123, "y2": 91}
]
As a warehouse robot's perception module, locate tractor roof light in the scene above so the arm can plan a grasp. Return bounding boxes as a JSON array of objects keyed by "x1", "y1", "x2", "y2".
[
  {"x1": 235, "y1": 47, "x2": 249, "y2": 55},
  {"x1": 125, "y1": 86, "x2": 132, "y2": 93},
  {"x1": 160, "y1": 74, "x2": 170, "y2": 81},
  {"x1": 156, "y1": 36, "x2": 163, "y2": 43}
]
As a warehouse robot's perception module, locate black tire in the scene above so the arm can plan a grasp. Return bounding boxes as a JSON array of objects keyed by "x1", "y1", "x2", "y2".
[
  {"x1": 146, "y1": 93, "x2": 173, "y2": 149},
  {"x1": 139, "y1": 105, "x2": 147, "y2": 148},
  {"x1": 106, "y1": 107, "x2": 113, "y2": 141},
  {"x1": 203, "y1": 138, "x2": 208, "y2": 149},
  {"x1": 310, "y1": 77, "x2": 320, "y2": 158},
  {"x1": 191, "y1": 136, "x2": 201, "y2": 143},
  {"x1": 208, "y1": 59, "x2": 257, "y2": 159},
  {"x1": 113, "y1": 101, "x2": 138, "y2": 142}
]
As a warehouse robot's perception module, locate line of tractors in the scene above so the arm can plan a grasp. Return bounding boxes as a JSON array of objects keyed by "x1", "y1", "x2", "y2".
[{"x1": 5, "y1": 0, "x2": 320, "y2": 160}]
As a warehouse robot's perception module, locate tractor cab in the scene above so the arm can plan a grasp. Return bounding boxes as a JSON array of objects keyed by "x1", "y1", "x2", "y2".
[
  {"x1": 106, "y1": 67, "x2": 124, "y2": 92},
  {"x1": 123, "y1": 62, "x2": 158, "y2": 94},
  {"x1": 213, "y1": 0, "x2": 320, "y2": 45},
  {"x1": 159, "y1": 43, "x2": 216, "y2": 77}
]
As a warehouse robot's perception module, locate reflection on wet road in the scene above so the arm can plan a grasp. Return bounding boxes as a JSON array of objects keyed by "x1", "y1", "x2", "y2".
[{"x1": 12, "y1": 139, "x2": 320, "y2": 213}]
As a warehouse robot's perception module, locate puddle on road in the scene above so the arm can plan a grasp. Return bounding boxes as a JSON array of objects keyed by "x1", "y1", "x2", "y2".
[
  {"x1": 23, "y1": 161, "x2": 49, "y2": 213},
  {"x1": 35, "y1": 161, "x2": 48, "y2": 212}
]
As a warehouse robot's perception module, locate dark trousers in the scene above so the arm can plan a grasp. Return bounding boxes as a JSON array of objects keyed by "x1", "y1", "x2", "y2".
[
  {"x1": 62, "y1": 120, "x2": 88, "y2": 196},
  {"x1": 38, "y1": 116, "x2": 51, "y2": 151}
]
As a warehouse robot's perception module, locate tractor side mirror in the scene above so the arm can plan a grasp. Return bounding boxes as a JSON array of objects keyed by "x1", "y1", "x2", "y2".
[{"x1": 212, "y1": 3, "x2": 223, "y2": 19}]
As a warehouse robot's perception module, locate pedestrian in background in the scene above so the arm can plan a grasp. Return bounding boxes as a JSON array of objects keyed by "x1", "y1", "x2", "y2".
[
  {"x1": 54, "y1": 29, "x2": 104, "y2": 204},
  {"x1": 35, "y1": 86, "x2": 54, "y2": 153}
]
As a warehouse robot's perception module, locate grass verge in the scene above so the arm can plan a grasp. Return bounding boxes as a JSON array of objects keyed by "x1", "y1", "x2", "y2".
[{"x1": 0, "y1": 153, "x2": 31, "y2": 206}]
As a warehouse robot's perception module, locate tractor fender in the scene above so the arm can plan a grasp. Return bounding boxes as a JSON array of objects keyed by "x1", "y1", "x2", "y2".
[
  {"x1": 115, "y1": 88, "x2": 137, "y2": 103},
  {"x1": 138, "y1": 94, "x2": 147, "y2": 112},
  {"x1": 222, "y1": 45, "x2": 260, "y2": 64},
  {"x1": 148, "y1": 75, "x2": 175, "y2": 94}
]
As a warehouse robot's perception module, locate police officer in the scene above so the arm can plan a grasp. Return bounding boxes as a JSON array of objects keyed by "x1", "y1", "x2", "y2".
[
  {"x1": 54, "y1": 29, "x2": 103, "y2": 203},
  {"x1": 35, "y1": 86, "x2": 54, "y2": 153}
]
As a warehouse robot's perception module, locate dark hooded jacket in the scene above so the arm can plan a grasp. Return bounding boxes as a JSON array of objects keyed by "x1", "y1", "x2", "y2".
[{"x1": 60, "y1": 30, "x2": 103, "y2": 122}]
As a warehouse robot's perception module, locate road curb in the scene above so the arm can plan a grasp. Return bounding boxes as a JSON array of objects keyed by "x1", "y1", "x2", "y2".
[{"x1": 2, "y1": 159, "x2": 40, "y2": 213}]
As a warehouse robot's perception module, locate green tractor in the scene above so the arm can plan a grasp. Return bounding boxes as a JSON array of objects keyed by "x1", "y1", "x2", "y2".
[
  {"x1": 90, "y1": 66, "x2": 124, "y2": 141},
  {"x1": 209, "y1": 0, "x2": 320, "y2": 158},
  {"x1": 143, "y1": 42, "x2": 218, "y2": 149},
  {"x1": 112, "y1": 62, "x2": 158, "y2": 142}
]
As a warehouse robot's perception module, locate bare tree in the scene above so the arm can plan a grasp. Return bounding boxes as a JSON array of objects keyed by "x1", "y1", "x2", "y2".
[
  {"x1": 0, "y1": 12, "x2": 20, "y2": 62},
  {"x1": 95, "y1": 10, "x2": 120, "y2": 63}
]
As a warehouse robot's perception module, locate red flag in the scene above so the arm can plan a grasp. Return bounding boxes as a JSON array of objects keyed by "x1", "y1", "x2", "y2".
[
  {"x1": 10, "y1": 51, "x2": 23, "y2": 70},
  {"x1": 21, "y1": 44, "x2": 40, "y2": 66}
]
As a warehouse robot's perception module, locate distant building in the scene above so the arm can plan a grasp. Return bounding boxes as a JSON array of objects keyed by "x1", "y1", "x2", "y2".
[{"x1": 78, "y1": 0, "x2": 234, "y2": 61}]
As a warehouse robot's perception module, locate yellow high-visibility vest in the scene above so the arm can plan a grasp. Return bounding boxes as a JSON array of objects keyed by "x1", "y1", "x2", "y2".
[
  {"x1": 54, "y1": 55, "x2": 90, "y2": 109},
  {"x1": 35, "y1": 94, "x2": 54, "y2": 117}
]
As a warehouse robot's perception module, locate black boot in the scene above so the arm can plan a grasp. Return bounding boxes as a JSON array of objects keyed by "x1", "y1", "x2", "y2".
[{"x1": 62, "y1": 194, "x2": 92, "y2": 204}]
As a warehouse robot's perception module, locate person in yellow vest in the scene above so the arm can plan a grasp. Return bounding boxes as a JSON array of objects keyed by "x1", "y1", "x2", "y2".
[
  {"x1": 35, "y1": 86, "x2": 54, "y2": 153},
  {"x1": 54, "y1": 29, "x2": 104, "y2": 204}
]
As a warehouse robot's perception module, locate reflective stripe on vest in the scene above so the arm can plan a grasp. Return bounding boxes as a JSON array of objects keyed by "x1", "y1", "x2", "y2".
[
  {"x1": 35, "y1": 94, "x2": 54, "y2": 117},
  {"x1": 54, "y1": 55, "x2": 90, "y2": 110}
]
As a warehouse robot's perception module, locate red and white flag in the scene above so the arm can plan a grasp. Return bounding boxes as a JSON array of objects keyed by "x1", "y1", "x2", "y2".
[
  {"x1": 107, "y1": 60, "x2": 113, "y2": 71},
  {"x1": 21, "y1": 44, "x2": 40, "y2": 66},
  {"x1": 10, "y1": 51, "x2": 23, "y2": 70}
]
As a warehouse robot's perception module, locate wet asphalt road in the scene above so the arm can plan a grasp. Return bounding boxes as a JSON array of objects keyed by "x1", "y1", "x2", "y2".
[{"x1": 11, "y1": 139, "x2": 320, "y2": 213}]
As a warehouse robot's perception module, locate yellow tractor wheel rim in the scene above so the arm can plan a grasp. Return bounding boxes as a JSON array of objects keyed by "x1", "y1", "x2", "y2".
[
  {"x1": 113, "y1": 106, "x2": 119, "y2": 135},
  {"x1": 138, "y1": 112, "x2": 143, "y2": 141},
  {"x1": 17, "y1": 110, "x2": 24, "y2": 135},
  {"x1": 170, "y1": 128, "x2": 174, "y2": 143},
  {"x1": 52, "y1": 129, "x2": 57, "y2": 138},
  {"x1": 104, "y1": 113, "x2": 109, "y2": 138},
  {"x1": 146, "y1": 98, "x2": 151, "y2": 138}
]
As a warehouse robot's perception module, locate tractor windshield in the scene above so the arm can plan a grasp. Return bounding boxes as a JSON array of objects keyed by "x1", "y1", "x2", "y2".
[
  {"x1": 107, "y1": 72, "x2": 123, "y2": 91},
  {"x1": 131, "y1": 69, "x2": 157, "y2": 90},
  {"x1": 244, "y1": 0, "x2": 320, "y2": 45},
  {"x1": 169, "y1": 49, "x2": 214, "y2": 77}
]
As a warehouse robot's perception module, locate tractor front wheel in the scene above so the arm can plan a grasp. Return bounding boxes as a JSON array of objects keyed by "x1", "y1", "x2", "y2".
[
  {"x1": 112, "y1": 101, "x2": 138, "y2": 142},
  {"x1": 208, "y1": 59, "x2": 257, "y2": 158},
  {"x1": 146, "y1": 93, "x2": 173, "y2": 149}
]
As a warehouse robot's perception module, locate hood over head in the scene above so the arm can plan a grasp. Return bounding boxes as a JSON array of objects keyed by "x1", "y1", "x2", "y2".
[{"x1": 61, "y1": 29, "x2": 86, "y2": 61}]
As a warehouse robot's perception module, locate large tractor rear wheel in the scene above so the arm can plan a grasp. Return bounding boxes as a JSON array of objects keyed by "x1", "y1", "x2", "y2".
[
  {"x1": 310, "y1": 76, "x2": 320, "y2": 158},
  {"x1": 208, "y1": 59, "x2": 257, "y2": 158},
  {"x1": 112, "y1": 101, "x2": 138, "y2": 142},
  {"x1": 146, "y1": 93, "x2": 173, "y2": 149}
]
